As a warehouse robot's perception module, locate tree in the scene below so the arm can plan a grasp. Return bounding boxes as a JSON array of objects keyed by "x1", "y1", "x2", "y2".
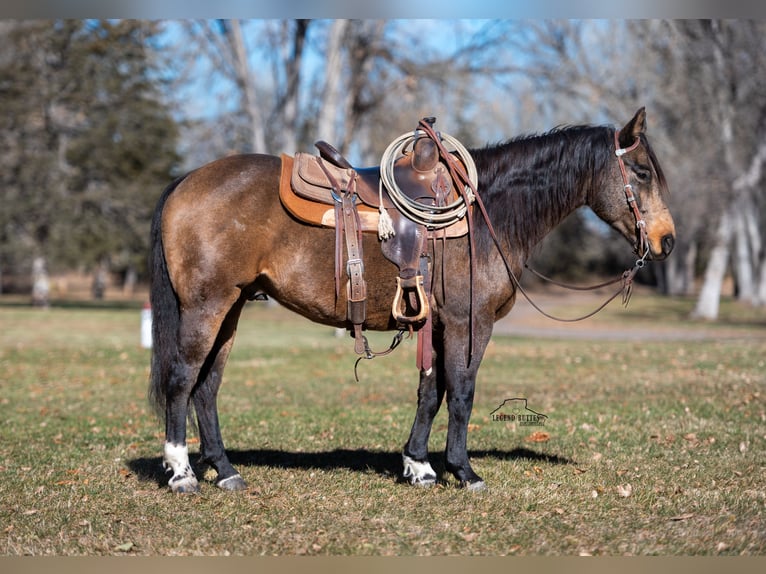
[
  {"x1": 0, "y1": 20, "x2": 179, "y2": 295},
  {"x1": 662, "y1": 21, "x2": 766, "y2": 317},
  {"x1": 63, "y1": 20, "x2": 181, "y2": 285}
]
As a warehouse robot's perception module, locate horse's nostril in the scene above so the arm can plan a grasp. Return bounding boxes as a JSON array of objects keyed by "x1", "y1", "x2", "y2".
[{"x1": 661, "y1": 234, "x2": 675, "y2": 255}]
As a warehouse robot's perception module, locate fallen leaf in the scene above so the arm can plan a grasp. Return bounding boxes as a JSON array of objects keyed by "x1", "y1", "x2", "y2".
[
  {"x1": 617, "y1": 484, "x2": 633, "y2": 498},
  {"x1": 573, "y1": 467, "x2": 587, "y2": 475},
  {"x1": 460, "y1": 532, "x2": 479, "y2": 542},
  {"x1": 716, "y1": 542, "x2": 729, "y2": 552},
  {"x1": 739, "y1": 441, "x2": 748, "y2": 454},
  {"x1": 115, "y1": 542, "x2": 134, "y2": 552},
  {"x1": 669, "y1": 513, "x2": 694, "y2": 521},
  {"x1": 525, "y1": 431, "x2": 550, "y2": 443}
]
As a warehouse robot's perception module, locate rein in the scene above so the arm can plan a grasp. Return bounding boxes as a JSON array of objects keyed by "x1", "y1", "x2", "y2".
[
  {"x1": 355, "y1": 123, "x2": 651, "y2": 378},
  {"x1": 419, "y1": 122, "x2": 650, "y2": 325}
]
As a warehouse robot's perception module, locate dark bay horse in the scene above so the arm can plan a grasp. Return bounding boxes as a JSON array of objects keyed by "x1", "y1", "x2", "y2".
[{"x1": 149, "y1": 108, "x2": 675, "y2": 493}]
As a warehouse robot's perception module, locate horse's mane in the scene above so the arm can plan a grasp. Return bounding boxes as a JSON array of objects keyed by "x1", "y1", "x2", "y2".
[
  {"x1": 468, "y1": 125, "x2": 614, "y2": 257},
  {"x1": 468, "y1": 124, "x2": 666, "y2": 259}
]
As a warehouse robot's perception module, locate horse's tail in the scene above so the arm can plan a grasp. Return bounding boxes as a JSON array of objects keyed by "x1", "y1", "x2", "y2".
[{"x1": 148, "y1": 175, "x2": 186, "y2": 420}]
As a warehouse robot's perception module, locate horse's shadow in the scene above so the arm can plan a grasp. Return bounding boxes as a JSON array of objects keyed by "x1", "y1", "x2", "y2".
[{"x1": 127, "y1": 447, "x2": 575, "y2": 488}]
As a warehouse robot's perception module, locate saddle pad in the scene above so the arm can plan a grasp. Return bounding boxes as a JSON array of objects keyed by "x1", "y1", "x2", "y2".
[{"x1": 280, "y1": 155, "x2": 380, "y2": 232}]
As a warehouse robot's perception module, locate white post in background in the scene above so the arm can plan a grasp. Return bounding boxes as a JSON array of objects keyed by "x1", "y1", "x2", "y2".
[{"x1": 140, "y1": 302, "x2": 152, "y2": 349}]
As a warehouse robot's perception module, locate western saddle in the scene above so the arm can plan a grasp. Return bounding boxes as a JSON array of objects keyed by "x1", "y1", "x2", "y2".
[{"x1": 279, "y1": 117, "x2": 475, "y2": 372}]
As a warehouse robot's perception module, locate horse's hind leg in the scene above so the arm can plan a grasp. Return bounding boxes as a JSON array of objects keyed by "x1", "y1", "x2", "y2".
[
  {"x1": 191, "y1": 298, "x2": 247, "y2": 491},
  {"x1": 163, "y1": 292, "x2": 240, "y2": 493}
]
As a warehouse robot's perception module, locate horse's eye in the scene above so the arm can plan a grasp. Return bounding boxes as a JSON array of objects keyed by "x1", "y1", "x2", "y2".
[{"x1": 634, "y1": 168, "x2": 651, "y2": 183}]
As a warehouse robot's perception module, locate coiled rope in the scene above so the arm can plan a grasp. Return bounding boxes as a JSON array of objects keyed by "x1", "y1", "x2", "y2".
[{"x1": 378, "y1": 127, "x2": 478, "y2": 230}]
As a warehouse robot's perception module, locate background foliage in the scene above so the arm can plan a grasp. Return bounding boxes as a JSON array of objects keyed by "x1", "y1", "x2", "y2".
[{"x1": 1, "y1": 19, "x2": 766, "y2": 318}]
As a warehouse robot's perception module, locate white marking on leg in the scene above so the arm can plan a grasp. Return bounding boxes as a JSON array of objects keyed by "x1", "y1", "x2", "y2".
[
  {"x1": 163, "y1": 442, "x2": 199, "y2": 493},
  {"x1": 402, "y1": 453, "x2": 437, "y2": 486}
]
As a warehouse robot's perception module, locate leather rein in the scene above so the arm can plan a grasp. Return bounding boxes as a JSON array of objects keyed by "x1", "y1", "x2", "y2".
[{"x1": 419, "y1": 121, "x2": 651, "y2": 329}]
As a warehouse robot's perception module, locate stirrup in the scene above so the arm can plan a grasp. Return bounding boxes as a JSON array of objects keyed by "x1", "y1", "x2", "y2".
[{"x1": 391, "y1": 275, "x2": 429, "y2": 324}]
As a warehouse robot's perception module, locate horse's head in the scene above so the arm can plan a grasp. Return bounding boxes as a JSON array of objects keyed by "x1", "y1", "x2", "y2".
[{"x1": 590, "y1": 108, "x2": 675, "y2": 261}]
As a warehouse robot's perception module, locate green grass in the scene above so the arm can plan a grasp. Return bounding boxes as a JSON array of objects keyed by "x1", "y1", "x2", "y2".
[{"x1": 0, "y1": 299, "x2": 764, "y2": 555}]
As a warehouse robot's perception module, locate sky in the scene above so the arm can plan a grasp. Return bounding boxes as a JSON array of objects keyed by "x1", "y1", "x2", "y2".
[{"x1": 1, "y1": 0, "x2": 764, "y2": 19}]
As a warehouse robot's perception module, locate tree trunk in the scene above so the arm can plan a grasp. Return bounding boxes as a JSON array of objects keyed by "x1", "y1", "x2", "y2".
[
  {"x1": 657, "y1": 239, "x2": 698, "y2": 297},
  {"x1": 279, "y1": 19, "x2": 309, "y2": 154},
  {"x1": 683, "y1": 241, "x2": 698, "y2": 296},
  {"x1": 756, "y1": 251, "x2": 766, "y2": 306},
  {"x1": 732, "y1": 204, "x2": 755, "y2": 303},
  {"x1": 228, "y1": 20, "x2": 266, "y2": 153},
  {"x1": 691, "y1": 208, "x2": 733, "y2": 320},
  {"x1": 316, "y1": 19, "x2": 350, "y2": 146}
]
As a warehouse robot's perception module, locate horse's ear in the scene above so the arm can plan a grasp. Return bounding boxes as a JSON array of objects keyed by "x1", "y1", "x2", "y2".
[{"x1": 619, "y1": 107, "x2": 646, "y2": 146}]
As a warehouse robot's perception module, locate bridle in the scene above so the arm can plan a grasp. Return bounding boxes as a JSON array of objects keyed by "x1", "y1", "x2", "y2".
[{"x1": 614, "y1": 129, "x2": 650, "y2": 261}]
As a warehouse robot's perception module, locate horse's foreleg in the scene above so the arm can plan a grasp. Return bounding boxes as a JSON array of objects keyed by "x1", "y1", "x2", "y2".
[
  {"x1": 402, "y1": 333, "x2": 444, "y2": 486},
  {"x1": 443, "y1": 326, "x2": 491, "y2": 490},
  {"x1": 191, "y1": 300, "x2": 247, "y2": 491},
  {"x1": 443, "y1": 368, "x2": 484, "y2": 490}
]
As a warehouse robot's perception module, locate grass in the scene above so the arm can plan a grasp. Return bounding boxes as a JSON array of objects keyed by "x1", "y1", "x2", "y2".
[{"x1": 0, "y1": 298, "x2": 764, "y2": 555}]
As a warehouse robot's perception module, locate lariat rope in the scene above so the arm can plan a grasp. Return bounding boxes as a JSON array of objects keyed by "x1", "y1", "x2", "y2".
[{"x1": 379, "y1": 126, "x2": 478, "y2": 230}]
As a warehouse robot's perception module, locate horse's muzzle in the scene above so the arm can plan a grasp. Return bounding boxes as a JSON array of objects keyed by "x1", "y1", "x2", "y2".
[{"x1": 648, "y1": 233, "x2": 675, "y2": 261}]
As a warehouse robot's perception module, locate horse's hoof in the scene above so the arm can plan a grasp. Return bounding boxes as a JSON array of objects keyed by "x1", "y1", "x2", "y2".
[
  {"x1": 216, "y1": 474, "x2": 247, "y2": 491},
  {"x1": 402, "y1": 454, "x2": 437, "y2": 486},
  {"x1": 462, "y1": 479, "x2": 487, "y2": 492},
  {"x1": 168, "y1": 474, "x2": 199, "y2": 494},
  {"x1": 169, "y1": 475, "x2": 200, "y2": 494}
]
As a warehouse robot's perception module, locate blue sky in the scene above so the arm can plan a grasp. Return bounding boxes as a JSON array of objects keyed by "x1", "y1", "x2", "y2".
[{"x1": 3, "y1": 0, "x2": 764, "y2": 19}]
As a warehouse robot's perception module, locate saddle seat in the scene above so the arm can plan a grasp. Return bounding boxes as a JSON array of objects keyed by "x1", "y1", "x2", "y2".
[{"x1": 292, "y1": 140, "x2": 468, "y2": 216}]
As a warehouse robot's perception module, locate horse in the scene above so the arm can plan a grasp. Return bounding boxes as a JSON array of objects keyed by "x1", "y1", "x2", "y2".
[{"x1": 149, "y1": 107, "x2": 675, "y2": 493}]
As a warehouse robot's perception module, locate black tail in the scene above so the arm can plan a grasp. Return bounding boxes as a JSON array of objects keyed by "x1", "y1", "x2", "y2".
[{"x1": 148, "y1": 175, "x2": 187, "y2": 420}]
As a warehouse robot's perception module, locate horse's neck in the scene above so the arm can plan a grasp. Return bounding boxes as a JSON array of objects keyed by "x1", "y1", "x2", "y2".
[{"x1": 475, "y1": 130, "x2": 605, "y2": 259}]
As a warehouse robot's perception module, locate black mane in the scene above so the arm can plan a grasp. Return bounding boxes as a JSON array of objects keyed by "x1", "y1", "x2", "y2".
[{"x1": 469, "y1": 125, "x2": 615, "y2": 258}]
